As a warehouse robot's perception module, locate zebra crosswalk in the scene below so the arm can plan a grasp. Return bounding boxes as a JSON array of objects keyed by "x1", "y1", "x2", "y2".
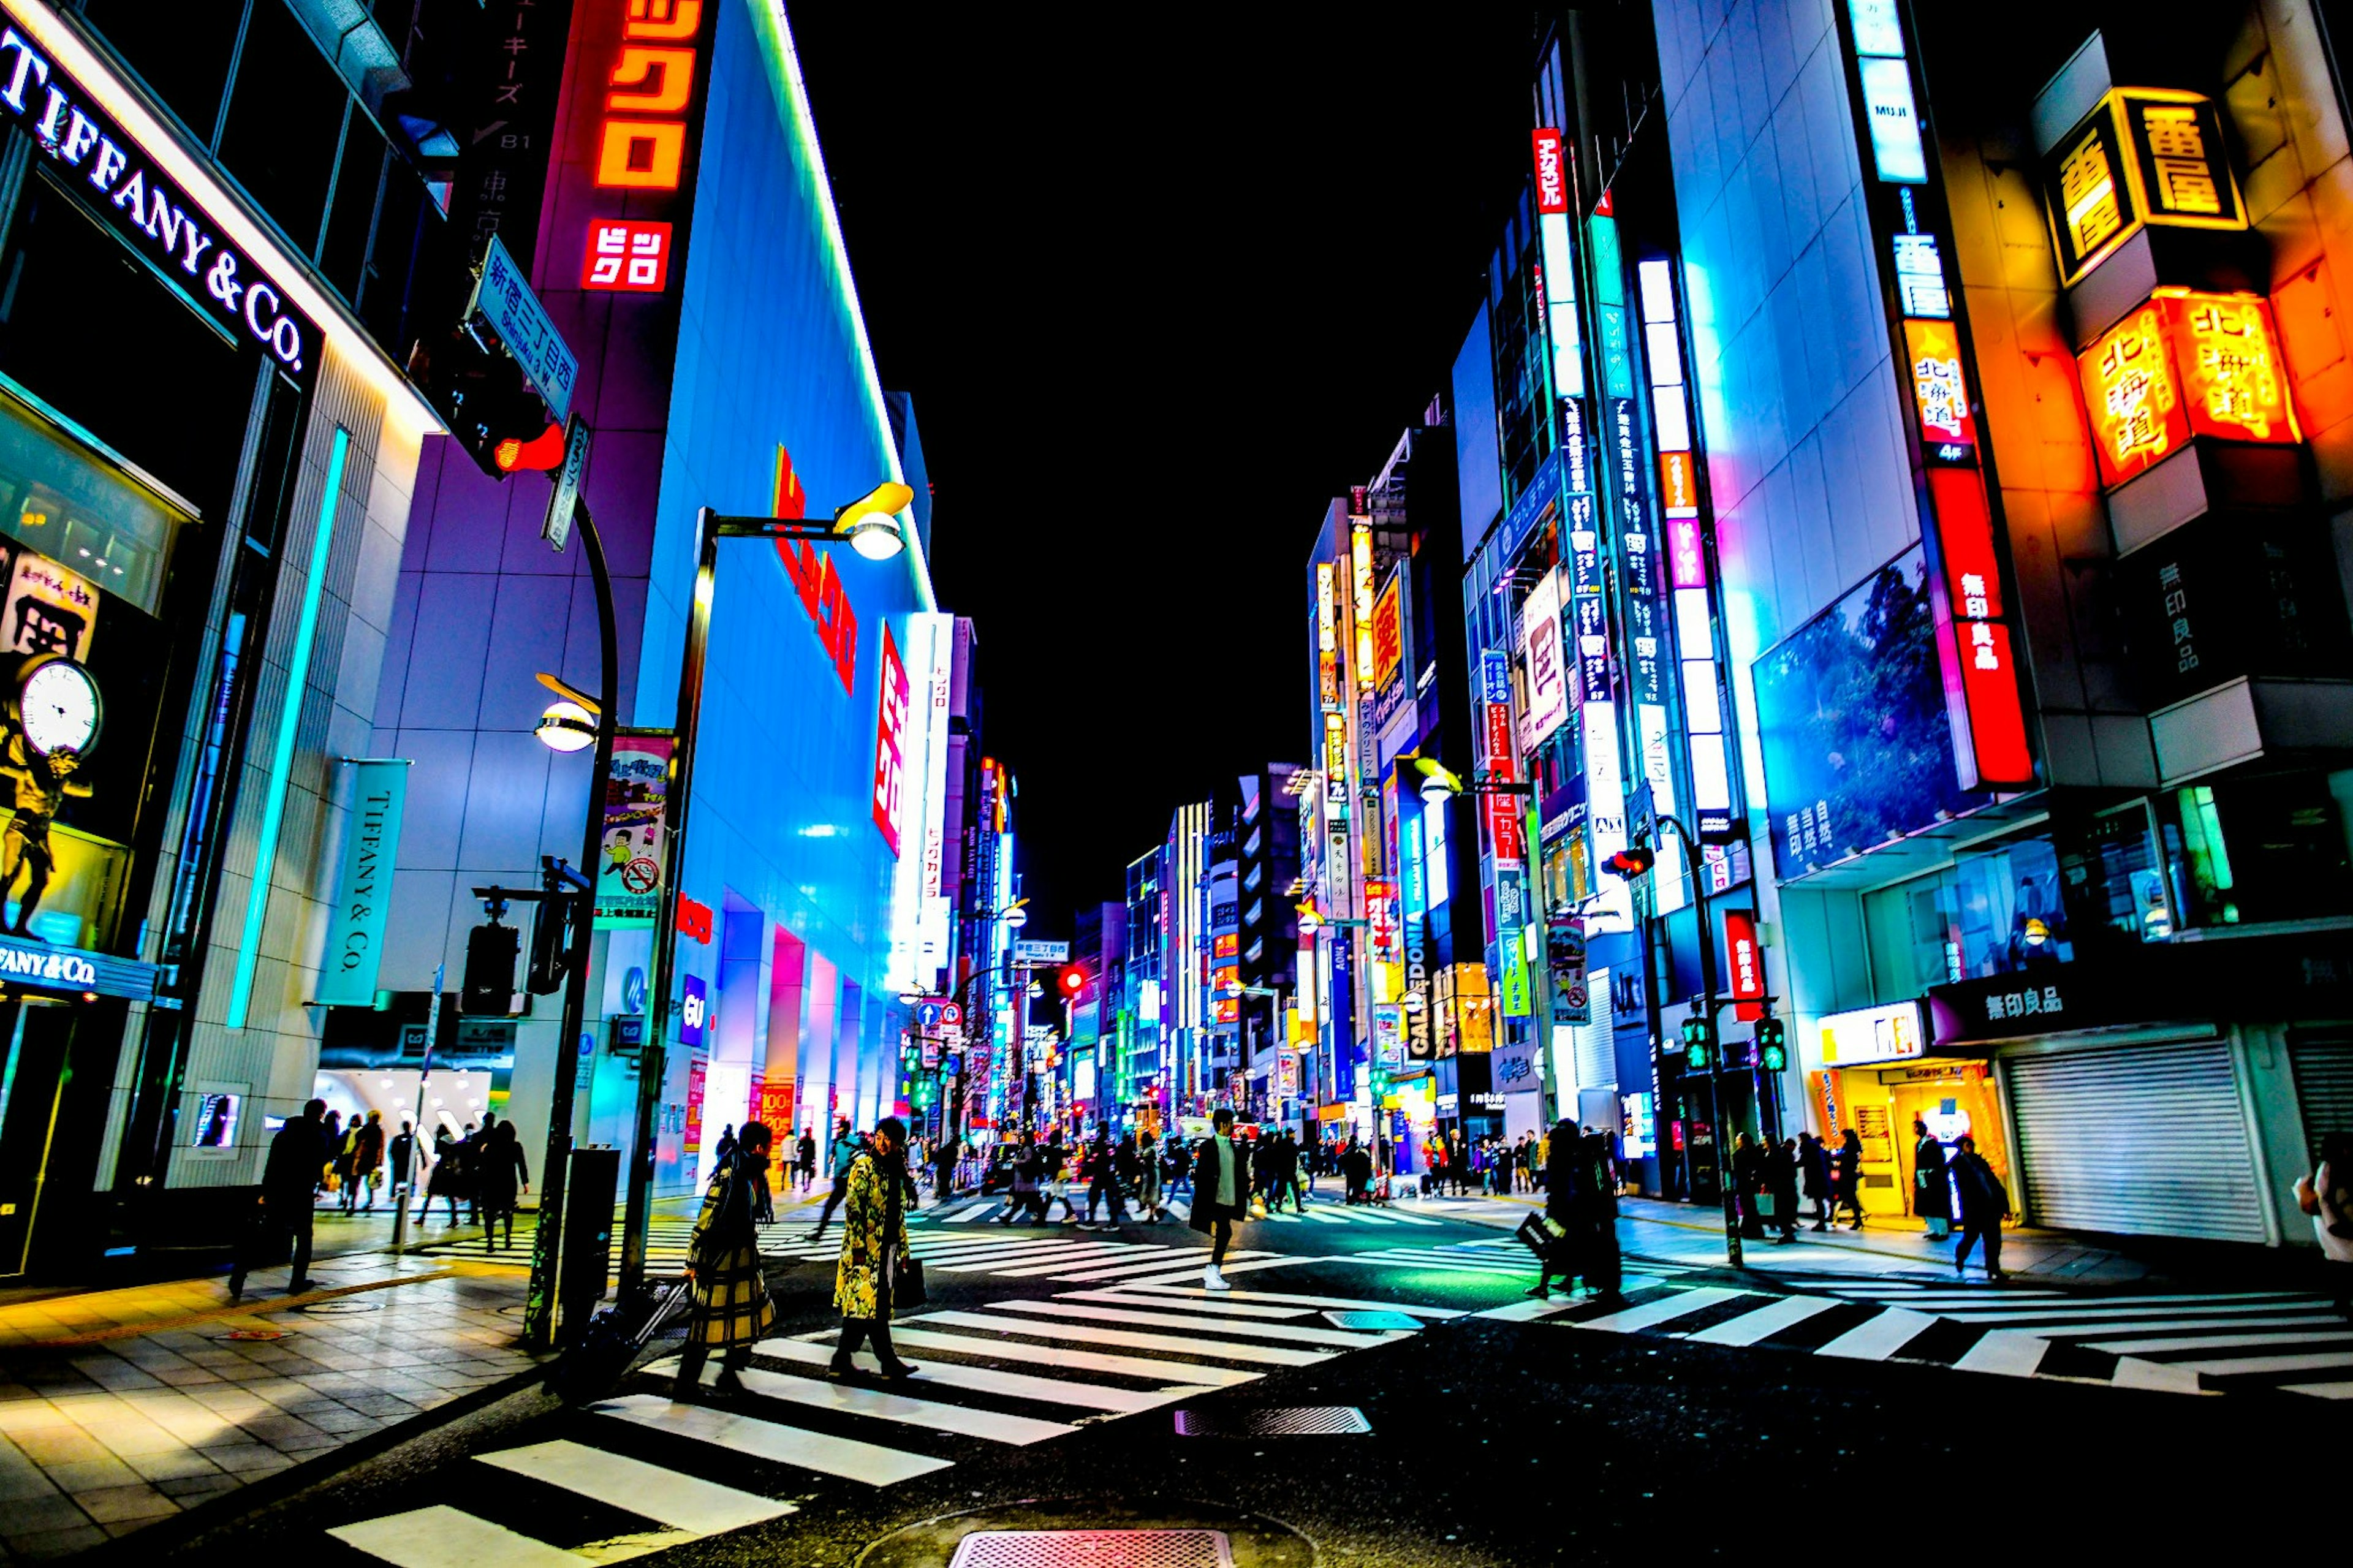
[
  {"x1": 1334, "y1": 1235, "x2": 1692, "y2": 1286},
  {"x1": 913, "y1": 1193, "x2": 1449, "y2": 1227},
  {"x1": 1516, "y1": 1273, "x2": 2353, "y2": 1398},
  {"x1": 320, "y1": 1279, "x2": 1454, "y2": 1564}
]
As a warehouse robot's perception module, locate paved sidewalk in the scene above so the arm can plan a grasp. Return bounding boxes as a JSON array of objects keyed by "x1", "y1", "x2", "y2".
[{"x1": 0, "y1": 1252, "x2": 542, "y2": 1561}]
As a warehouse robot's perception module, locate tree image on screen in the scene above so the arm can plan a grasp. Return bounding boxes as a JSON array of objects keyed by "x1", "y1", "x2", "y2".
[{"x1": 1754, "y1": 547, "x2": 1990, "y2": 878}]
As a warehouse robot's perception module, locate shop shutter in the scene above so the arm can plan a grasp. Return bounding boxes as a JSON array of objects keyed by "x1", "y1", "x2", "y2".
[
  {"x1": 2006, "y1": 1040, "x2": 2267, "y2": 1243},
  {"x1": 1571, "y1": 967, "x2": 1615, "y2": 1097},
  {"x1": 2289, "y1": 1036, "x2": 2353, "y2": 1161}
]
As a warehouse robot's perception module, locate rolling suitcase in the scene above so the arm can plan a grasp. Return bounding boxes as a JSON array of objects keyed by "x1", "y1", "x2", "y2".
[{"x1": 546, "y1": 1278, "x2": 691, "y2": 1404}]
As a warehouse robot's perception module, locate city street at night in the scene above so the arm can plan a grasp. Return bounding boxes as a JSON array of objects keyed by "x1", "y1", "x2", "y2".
[{"x1": 0, "y1": 1, "x2": 2350, "y2": 1563}]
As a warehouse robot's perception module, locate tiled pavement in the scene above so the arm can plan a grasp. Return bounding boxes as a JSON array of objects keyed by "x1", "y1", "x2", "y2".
[{"x1": 0, "y1": 1254, "x2": 547, "y2": 1561}]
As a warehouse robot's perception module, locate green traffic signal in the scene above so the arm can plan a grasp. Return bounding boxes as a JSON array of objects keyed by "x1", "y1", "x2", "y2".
[
  {"x1": 1761, "y1": 1042, "x2": 1787, "y2": 1072},
  {"x1": 1688, "y1": 1042, "x2": 1710, "y2": 1071}
]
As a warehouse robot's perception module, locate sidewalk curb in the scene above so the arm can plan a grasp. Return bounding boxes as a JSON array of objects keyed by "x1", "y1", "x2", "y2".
[{"x1": 83, "y1": 1350, "x2": 559, "y2": 1565}]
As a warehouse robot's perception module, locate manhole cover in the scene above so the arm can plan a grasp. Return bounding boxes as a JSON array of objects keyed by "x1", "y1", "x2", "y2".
[
  {"x1": 1320, "y1": 1310, "x2": 1419, "y2": 1331},
  {"x1": 217, "y1": 1329, "x2": 287, "y2": 1341},
  {"x1": 949, "y1": 1532, "x2": 1232, "y2": 1568},
  {"x1": 297, "y1": 1299, "x2": 383, "y2": 1314},
  {"x1": 1172, "y1": 1406, "x2": 1371, "y2": 1437}
]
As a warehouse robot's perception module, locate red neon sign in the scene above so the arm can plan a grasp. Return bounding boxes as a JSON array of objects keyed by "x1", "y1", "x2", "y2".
[
  {"x1": 582, "y1": 218, "x2": 672, "y2": 292},
  {"x1": 1926, "y1": 467, "x2": 2032, "y2": 788},
  {"x1": 871, "y1": 624, "x2": 909, "y2": 854},
  {"x1": 1724, "y1": 908, "x2": 1764, "y2": 1021},
  {"x1": 676, "y1": 893, "x2": 713, "y2": 945},
  {"x1": 1532, "y1": 129, "x2": 1569, "y2": 214},
  {"x1": 595, "y1": 1, "x2": 704, "y2": 191}
]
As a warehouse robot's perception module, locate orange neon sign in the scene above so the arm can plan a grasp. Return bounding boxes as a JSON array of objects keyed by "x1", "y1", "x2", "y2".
[
  {"x1": 596, "y1": 1, "x2": 704, "y2": 190},
  {"x1": 2078, "y1": 289, "x2": 2297, "y2": 489}
]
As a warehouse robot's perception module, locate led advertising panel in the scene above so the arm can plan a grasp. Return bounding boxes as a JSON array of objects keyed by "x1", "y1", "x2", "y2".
[{"x1": 1753, "y1": 548, "x2": 1991, "y2": 879}]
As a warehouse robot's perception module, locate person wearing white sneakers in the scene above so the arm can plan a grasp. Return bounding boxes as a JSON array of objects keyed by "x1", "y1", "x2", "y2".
[{"x1": 1189, "y1": 1107, "x2": 1248, "y2": 1290}]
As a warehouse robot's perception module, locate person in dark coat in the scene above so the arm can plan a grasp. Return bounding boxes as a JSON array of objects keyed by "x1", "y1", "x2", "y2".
[
  {"x1": 1798, "y1": 1132, "x2": 1831, "y2": 1230},
  {"x1": 1833, "y1": 1127, "x2": 1865, "y2": 1229},
  {"x1": 1730, "y1": 1133, "x2": 1765, "y2": 1238},
  {"x1": 387, "y1": 1119, "x2": 417, "y2": 1203},
  {"x1": 1339, "y1": 1138, "x2": 1373, "y2": 1204},
  {"x1": 475, "y1": 1121, "x2": 530, "y2": 1251},
  {"x1": 1950, "y1": 1134, "x2": 2010, "y2": 1279},
  {"x1": 1912, "y1": 1116, "x2": 1953, "y2": 1239},
  {"x1": 1189, "y1": 1108, "x2": 1249, "y2": 1289},
  {"x1": 1528, "y1": 1119, "x2": 1585, "y2": 1298},
  {"x1": 229, "y1": 1099, "x2": 329, "y2": 1298},
  {"x1": 1767, "y1": 1137, "x2": 1800, "y2": 1242},
  {"x1": 1578, "y1": 1129, "x2": 1624, "y2": 1296},
  {"x1": 422, "y1": 1125, "x2": 461, "y2": 1224}
]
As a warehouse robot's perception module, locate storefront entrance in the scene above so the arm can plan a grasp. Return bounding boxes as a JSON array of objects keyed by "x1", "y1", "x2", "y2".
[{"x1": 1816, "y1": 1061, "x2": 2008, "y2": 1222}]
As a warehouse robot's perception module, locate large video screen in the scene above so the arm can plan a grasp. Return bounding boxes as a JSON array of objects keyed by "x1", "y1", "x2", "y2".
[{"x1": 1752, "y1": 547, "x2": 1988, "y2": 879}]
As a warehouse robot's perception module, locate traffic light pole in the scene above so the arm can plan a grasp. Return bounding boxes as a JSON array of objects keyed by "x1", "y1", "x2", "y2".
[
  {"x1": 1649, "y1": 812, "x2": 1741, "y2": 1270},
  {"x1": 523, "y1": 496, "x2": 616, "y2": 1347}
]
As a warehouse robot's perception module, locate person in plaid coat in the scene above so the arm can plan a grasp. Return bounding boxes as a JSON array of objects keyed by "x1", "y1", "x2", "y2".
[
  {"x1": 829, "y1": 1116, "x2": 917, "y2": 1380},
  {"x1": 673, "y1": 1121, "x2": 775, "y2": 1395}
]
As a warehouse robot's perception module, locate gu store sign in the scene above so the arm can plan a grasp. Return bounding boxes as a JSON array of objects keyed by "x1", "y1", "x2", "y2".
[{"x1": 0, "y1": 17, "x2": 319, "y2": 382}]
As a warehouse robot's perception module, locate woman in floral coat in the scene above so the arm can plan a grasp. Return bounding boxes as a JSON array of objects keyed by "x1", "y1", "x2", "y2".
[
  {"x1": 673, "y1": 1121, "x2": 775, "y2": 1395},
  {"x1": 829, "y1": 1116, "x2": 917, "y2": 1380}
]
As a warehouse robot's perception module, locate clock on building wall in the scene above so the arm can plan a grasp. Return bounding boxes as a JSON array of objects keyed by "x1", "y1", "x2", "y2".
[{"x1": 12, "y1": 653, "x2": 101, "y2": 757}]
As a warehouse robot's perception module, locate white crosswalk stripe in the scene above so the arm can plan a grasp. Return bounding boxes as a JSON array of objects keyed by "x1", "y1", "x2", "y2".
[
  {"x1": 1526, "y1": 1276, "x2": 2352, "y2": 1398},
  {"x1": 319, "y1": 1280, "x2": 1444, "y2": 1566}
]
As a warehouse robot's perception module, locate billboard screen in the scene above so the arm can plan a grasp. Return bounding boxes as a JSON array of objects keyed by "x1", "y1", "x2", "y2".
[{"x1": 1752, "y1": 547, "x2": 1989, "y2": 879}]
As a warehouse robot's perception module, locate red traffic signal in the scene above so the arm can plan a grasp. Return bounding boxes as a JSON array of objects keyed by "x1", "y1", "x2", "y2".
[
  {"x1": 1056, "y1": 964, "x2": 1086, "y2": 999},
  {"x1": 1605, "y1": 844, "x2": 1656, "y2": 878},
  {"x1": 494, "y1": 420, "x2": 567, "y2": 473}
]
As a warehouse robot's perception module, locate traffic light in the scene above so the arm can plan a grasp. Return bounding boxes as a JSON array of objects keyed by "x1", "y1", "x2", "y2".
[
  {"x1": 494, "y1": 420, "x2": 566, "y2": 474},
  {"x1": 409, "y1": 324, "x2": 555, "y2": 479},
  {"x1": 1758, "y1": 1017, "x2": 1787, "y2": 1073},
  {"x1": 525, "y1": 892, "x2": 571, "y2": 994},
  {"x1": 1679, "y1": 1012, "x2": 1713, "y2": 1071},
  {"x1": 1056, "y1": 964, "x2": 1086, "y2": 1000},
  {"x1": 1606, "y1": 843, "x2": 1656, "y2": 878},
  {"x1": 461, "y1": 918, "x2": 519, "y2": 1015}
]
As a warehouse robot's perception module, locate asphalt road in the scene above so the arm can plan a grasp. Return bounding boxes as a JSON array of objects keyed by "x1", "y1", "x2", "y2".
[{"x1": 124, "y1": 1192, "x2": 2347, "y2": 1566}]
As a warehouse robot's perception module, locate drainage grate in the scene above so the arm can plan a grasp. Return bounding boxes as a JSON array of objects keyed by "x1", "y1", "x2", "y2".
[
  {"x1": 1172, "y1": 1405, "x2": 1372, "y2": 1437},
  {"x1": 946, "y1": 1530, "x2": 1233, "y2": 1568},
  {"x1": 295, "y1": 1298, "x2": 383, "y2": 1314},
  {"x1": 1322, "y1": 1309, "x2": 1420, "y2": 1331}
]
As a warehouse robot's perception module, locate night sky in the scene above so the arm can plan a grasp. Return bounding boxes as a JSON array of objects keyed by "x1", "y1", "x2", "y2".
[{"x1": 789, "y1": 8, "x2": 1534, "y2": 936}]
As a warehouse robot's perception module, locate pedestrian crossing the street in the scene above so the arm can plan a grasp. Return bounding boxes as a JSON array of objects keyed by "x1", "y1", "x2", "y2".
[
  {"x1": 320, "y1": 1279, "x2": 1454, "y2": 1565},
  {"x1": 1510, "y1": 1273, "x2": 2353, "y2": 1398}
]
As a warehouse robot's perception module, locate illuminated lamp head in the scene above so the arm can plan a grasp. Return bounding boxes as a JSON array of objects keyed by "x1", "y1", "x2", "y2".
[
  {"x1": 833, "y1": 481, "x2": 914, "y2": 561},
  {"x1": 534, "y1": 700, "x2": 597, "y2": 753}
]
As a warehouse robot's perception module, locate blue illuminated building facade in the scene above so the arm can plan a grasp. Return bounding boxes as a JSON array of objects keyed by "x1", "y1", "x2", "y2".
[{"x1": 367, "y1": 0, "x2": 954, "y2": 1200}]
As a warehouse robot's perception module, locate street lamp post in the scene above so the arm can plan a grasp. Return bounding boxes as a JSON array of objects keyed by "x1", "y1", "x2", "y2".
[
  {"x1": 520, "y1": 496, "x2": 616, "y2": 1349},
  {"x1": 617, "y1": 489, "x2": 911, "y2": 1298}
]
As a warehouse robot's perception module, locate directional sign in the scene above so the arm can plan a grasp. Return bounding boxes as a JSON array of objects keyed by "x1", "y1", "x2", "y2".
[
  {"x1": 912, "y1": 997, "x2": 964, "y2": 1032},
  {"x1": 468, "y1": 232, "x2": 577, "y2": 423},
  {"x1": 1013, "y1": 939, "x2": 1070, "y2": 966},
  {"x1": 544, "y1": 414, "x2": 591, "y2": 553}
]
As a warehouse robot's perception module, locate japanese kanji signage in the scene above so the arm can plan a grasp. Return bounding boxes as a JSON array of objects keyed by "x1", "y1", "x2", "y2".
[
  {"x1": 2043, "y1": 89, "x2": 2245, "y2": 286},
  {"x1": 2078, "y1": 289, "x2": 2298, "y2": 489}
]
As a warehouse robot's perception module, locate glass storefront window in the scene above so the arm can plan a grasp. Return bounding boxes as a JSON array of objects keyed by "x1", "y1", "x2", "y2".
[
  {"x1": 2171, "y1": 775, "x2": 2353, "y2": 926},
  {"x1": 0, "y1": 390, "x2": 189, "y2": 617},
  {"x1": 1865, "y1": 834, "x2": 2074, "y2": 1001}
]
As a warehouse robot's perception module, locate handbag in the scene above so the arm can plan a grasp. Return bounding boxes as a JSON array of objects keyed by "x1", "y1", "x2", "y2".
[
  {"x1": 1756, "y1": 1192, "x2": 1776, "y2": 1218},
  {"x1": 895, "y1": 1256, "x2": 928, "y2": 1310}
]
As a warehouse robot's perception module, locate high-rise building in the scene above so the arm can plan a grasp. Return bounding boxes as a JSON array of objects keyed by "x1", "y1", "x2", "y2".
[
  {"x1": 1586, "y1": 0, "x2": 2353, "y2": 1246},
  {"x1": 0, "y1": 1, "x2": 485, "y2": 1276}
]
